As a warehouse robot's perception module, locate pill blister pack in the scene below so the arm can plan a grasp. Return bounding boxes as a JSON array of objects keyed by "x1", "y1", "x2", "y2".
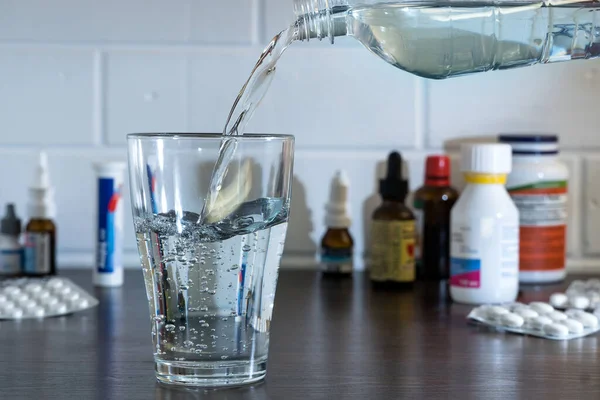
[
  {"x1": 0, "y1": 277, "x2": 98, "y2": 320},
  {"x1": 548, "y1": 279, "x2": 600, "y2": 311},
  {"x1": 467, "y1": 301, "x2": 600, "y2": 340}
]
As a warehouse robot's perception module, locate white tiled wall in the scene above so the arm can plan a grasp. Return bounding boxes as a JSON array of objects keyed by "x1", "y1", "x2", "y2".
[{"x1": 1, "y1": 1, "x2": 600, "y2": 272}]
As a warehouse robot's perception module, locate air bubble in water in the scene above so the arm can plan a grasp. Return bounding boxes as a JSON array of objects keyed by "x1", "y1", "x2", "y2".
[
  {"x1": 179, "y1": 326, "x2": 186, "y2": 331},
  {"x1": 221, "y1": 355, "x2": 229, "y2": 360},
  {"x1": 165, "y1": 324, "x2": 176, "y2": 332}
]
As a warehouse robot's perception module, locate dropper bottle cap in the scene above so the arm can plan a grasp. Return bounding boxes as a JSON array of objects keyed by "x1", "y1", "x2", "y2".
[
  {"x1": 1, "y1": 204, "x2": 22, "y2": 236},
  {"x1": 28, "y1": 151, "x2": 56, "y2": 219},
  {"x1": 324, "y1": 170, "x2": 351, "y2": 228},
  {"x1": 380, "y1": 151, "x2": 408, "y2": 202}
]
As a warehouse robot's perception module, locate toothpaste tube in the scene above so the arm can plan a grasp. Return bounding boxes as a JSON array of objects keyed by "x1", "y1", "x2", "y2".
[{"x1": 93, "y1": 162, "x2": 126, "y2": 287}]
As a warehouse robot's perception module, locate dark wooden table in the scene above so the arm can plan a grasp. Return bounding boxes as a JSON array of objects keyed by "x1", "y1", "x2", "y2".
[{"x1": 1, "y1": 270, "x2": 599, "y2": 399}]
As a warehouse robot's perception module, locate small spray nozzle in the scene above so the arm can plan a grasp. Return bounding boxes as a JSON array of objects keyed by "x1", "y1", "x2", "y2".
[
  {"x1": 379, "y1": 151, "x2": 408, "y2": 202},
  {"x1": 325, "y1": 169, "x2": 351, "y2": 228}
]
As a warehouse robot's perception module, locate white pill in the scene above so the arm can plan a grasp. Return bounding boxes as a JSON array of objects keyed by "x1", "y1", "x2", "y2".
[
  {"x1": 1, "y1": 301, "x2": 16, "y2": 311},
  {"x1": 569, "y1": 295, "x2": 590, "y2": 310},
  {"x1": 43, "y1": 297, "x2": 58, "y2": 307},
  {"x1": 18, "y1": 299, "x2": 37, "y2": 309},
  {"x1": 35, "y1": 290, "x2": 51, "y2": 301},
  {"x1": 548, "y1": 311, "x2": 568, "y2": 322},
  {"x1": 29, "y1": 307, "x2": 45, "y2": 318},
  {"x1": 3, "y1": 286, "x2": 21, "y2": 297},
  {"x1": 561, "y1": 319, "x2": 584, "y2": 334},
  {"x1": 62, "y1": 292, "x2": 80, "y2": 302},
  {"x1": 24, "y1": 283, "x2": 42, "y2": 293},
  {"x1": 506, "y1": 302, "x2": 526, "y2": 311},
  {"x1": 571, "y1": 311, "x2": 599, "y2": 329},
  {"x1": 588, "y1": 293, "x2": 600, "y2": 308},
  {"x1": 549, "y1": 293, "x2": 569, "y2": 308},
  {"x1": 514, "y1": 308, "x2": 538, "y2": 319},
  {"x1": 500, "y1": 312, "x2": 525, "y2": 328},
  {"x1": 8, "y1": 308, "x2": 24, "y2": 319},
  {"x1": 58, "y1": 286, "x2": 72, "y2": 295},
  {"x1": 542, "y1": 323, "x2": 569, "y2": 338},
  {"x1": 570, "y1": 280, "x2": 586, "y2": 290},
  {"x1": 76, "y1": 298, "x2": 90, "y2": 308},
  {"x1": 0, "y1": 294, "x2": 8, "y2": 303},
  {"x1": 529, "y1": 302, "x2": 555, "y2": 315},
  {"x1": 52, "y1": 303, "x2": 68, "y2": 314},
  {"x1": 486, "y1": 306, "x2": 510, "y2": 321},
  {"x1": 530, "y1": 316, "x2": 553, "y2": 330},
  {"x1": 47, "y1": 278, "x2": 64, "y2": 288}
]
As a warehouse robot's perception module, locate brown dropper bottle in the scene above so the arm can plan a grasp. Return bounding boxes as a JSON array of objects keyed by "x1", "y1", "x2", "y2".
[
  {"x1": 412, "y1": 155, "x2": 459, "y2": 281},
  {"x1": 369, "y1": 151, "x2": 416, "y2": 288}
]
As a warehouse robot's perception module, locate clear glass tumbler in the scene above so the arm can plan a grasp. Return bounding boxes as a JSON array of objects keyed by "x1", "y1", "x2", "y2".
[{"x1": 127, "y1": 133, "x2": 294, "y2": 387}]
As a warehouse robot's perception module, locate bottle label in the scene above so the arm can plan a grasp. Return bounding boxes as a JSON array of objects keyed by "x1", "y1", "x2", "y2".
[
  {"x1": 0, "y1": 248, "x2": 23, "y2": 275},
  {"x1": 369, "y1": 220, "x2": 416, "y2": 282},
  {"x1": 412, "y1": 199, "x2": 424, "y2": 267},
  {"x1": 450, "y1": 221, "x2": 519, "y2": 288},
  {"x1": 320, "y1": 247, "x2": 353, "y2": 273},
  {"x1": 508, "y1": 181, "x2": 567, "y2": 272},
  {"x1": 24, "y1": 233, "x2": 52, "y2": 275}
]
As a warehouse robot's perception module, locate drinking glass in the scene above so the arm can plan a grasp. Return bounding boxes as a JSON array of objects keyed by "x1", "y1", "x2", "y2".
[{"x1": 127, "y1": 133, "x2": 294, "y2": 387}]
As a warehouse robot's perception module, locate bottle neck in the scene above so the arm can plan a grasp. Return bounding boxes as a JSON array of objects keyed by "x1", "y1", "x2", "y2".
[
  {"x1": 294, "y1": 0, "x2": 350, "y2": 43},
  {"x1": 464, "y1": 173, "x2": 507, "y2": 185},
  {"x1": 425, "y1": 176, "x2": 450, "y2": 187}
]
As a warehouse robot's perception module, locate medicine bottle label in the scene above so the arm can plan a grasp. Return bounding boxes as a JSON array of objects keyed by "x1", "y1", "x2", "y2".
[
  {"x1": 320, "y1": 248, "x2": 353, "y2": 273},
  {"x1": 369, "y1": 220, "x2": 415, "y2": 282},
  {"x1": 508, "y1": 181, "x2": 567, "y2": 272},
  {"x1": 0, "y1": 249, "x2": 23, "y2": 275},
  {"x1": 450, "y1": 222, "x2": 519, "y2": 288},
  {"x1": 24, "y1": 233, "x2": 52, "y2": 275},
  {"x1": 412, "y1": 199, "x2": 424, "y2": 268}
]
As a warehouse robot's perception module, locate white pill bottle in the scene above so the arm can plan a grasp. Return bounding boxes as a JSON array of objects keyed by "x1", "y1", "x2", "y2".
[
  {"x1": 498, "y1": 134, "x2": 568, "y2": 284},
  {"x1": 450, "y1": 144, "x2": 520, "y2": 305}
]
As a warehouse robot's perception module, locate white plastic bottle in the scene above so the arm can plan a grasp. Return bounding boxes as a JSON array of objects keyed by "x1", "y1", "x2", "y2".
[
  {"x1": 93, "y1": 162, "x2": 126, "y2": 287},
  {"x1": 450, "y1": 144, "x2": 520, "y2": 305},
  {"x1": 498, "y1": 134, "x2": 568, "y2": 284}
]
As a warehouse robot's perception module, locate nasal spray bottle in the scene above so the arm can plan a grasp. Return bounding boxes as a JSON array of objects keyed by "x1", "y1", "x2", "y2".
[
  {"x1": 93, "y1": 162, "x2": 126, "y2": 287},
  {"x1": 24, "y1": 151, "x2": 57, "y2": 277},
  {"x1": 319, "y1": 170, "x2": 354, "y2": 276}
]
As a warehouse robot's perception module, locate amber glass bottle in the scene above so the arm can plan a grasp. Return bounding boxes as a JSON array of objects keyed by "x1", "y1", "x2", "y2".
[
  {"x1": 24, "y1": 218, "x2": 57, "y2": 276},
  {"x1": 369, "y1": 151, "x2": 416, "y2": 288},
  {"x1": 320, "y1": 170, "x2": 354, "y2": 276},
  {"x1": 412, "y1": 155, "x2": 459, "y2": 281}
]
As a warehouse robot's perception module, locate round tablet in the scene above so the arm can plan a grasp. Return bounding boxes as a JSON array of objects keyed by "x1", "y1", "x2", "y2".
[
  {"x1": 18, "y1": 299, "x2": 37, "y2": 309},
  {"x1": 529, "y1": 315, "x2": 553, "y2": 330},
  {"x1": 62, "y1": 292, "x2": 80, "y2": 302},
  {"x1": 570, "y1": 311, "x2": 599, "y2": 329},
  {"x1": 561, "y1": 319, "x2": 584, "y2": 334},
  {"x1": 43, "y1": 297, "x2": 58, "y2": 307},
  {"x1": 500, "y1": 312, "x2": 525, "y2": 328},
  {"x1": 35, "y1": 290, "x2": 51, "y2": 301},
  {"x1": 486, "y1": 306, "x2": 510, "y2": 322},
  {"x1": 548, "y1": 311, "x2": 568, "y2": 322},
  {"x1": 570, "y1": 280, "x2": 586, "y2": 290},
  {"x1": 529, "y1": 302, "x2": 554, "y2": 315},
  {"x1": 542, "y1": 322, "x2": 569, "y2": 338},
  {"x1": 1, "y1": 301, "x2": 16, "y2": 311},
  {"x1": 507, "y1": 302, "x2": 526, "y2": 311},
  {"x1": 3, "y1": 286, "x2": 21, "y2": 297},
  {"x1": 29, "y1": 306, "x2": 45, "y2": 318},
  {"x1": 24, "y1": 283, "x2": 42, "y2": 294},
  {"x1": 51, "y1": 303, "x2": 68, "y2": 314},
  {"x1": 549, "y1": 293, "x2": 569, "y2": 309},
  {"x1": 0, "y1": 294, "x2": 8, "y2": 303},
  {"x1": 569, "y1": 295, "x2": 590, "y2": 310},
  {"x1": 514, "y1": 307, "x2": 538, "y2": 319},
  {"x1": 76, "y1": 298, "x2": 90, "y2": 308},
  {"x1": 47, "y1": 278, "x2": 64, "y2": 289}
]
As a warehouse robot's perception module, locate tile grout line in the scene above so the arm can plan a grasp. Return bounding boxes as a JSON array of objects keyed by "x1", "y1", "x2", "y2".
[
  {"x1": 92, "y1": 50, "x2": 105, "y2": 146},
  {"x1": 413, "y1": 77, "x2": 427, "y2": 150}
]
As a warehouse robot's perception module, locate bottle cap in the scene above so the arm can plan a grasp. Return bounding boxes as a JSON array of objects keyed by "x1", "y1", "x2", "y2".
[
  {"x1": 380, "y1": 151, "x2": 408, "y2": 202},
  {"x1": 461, "y1": 143, "x2": 512, "y2": 174},
  {"x1": 425, "y1": 155, "x2": 451, "y2": 186},
  {"x1": 324, "y1": 170, "x2": 351, "y2": 228},
  {"x1": 498, "y1": 134, "x2": 559, "y2": 155},
  {"x1": 28, "y1": 151, "x2": 56, "y2": 219},
  {"x1": 1, "y1": 204, "x2": 21, "y2": 236}
]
